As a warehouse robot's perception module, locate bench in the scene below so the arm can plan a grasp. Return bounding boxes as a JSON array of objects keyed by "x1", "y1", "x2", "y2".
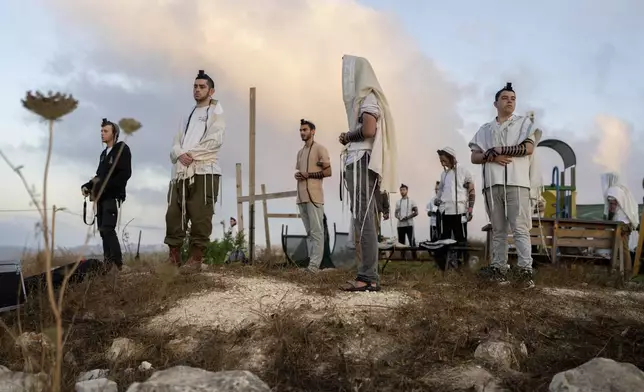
[{"x1": 482, "y1": 218, "x2": 628, "y2": 270}]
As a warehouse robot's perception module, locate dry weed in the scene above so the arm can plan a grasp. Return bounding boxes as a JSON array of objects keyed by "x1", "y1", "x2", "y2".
[{"x1": 1, "y1": 256, "x2": 643, "y2": 392}]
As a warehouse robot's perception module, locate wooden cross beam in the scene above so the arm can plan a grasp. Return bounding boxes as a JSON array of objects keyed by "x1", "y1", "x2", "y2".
[{"x1": 235, "y1": 165, "x2": 300, "y2": 259}]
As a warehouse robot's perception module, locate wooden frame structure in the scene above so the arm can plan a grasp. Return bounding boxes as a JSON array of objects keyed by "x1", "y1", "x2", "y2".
[
  {"x1": 234, "y1": 87, "x2": 301, "y2": 263},
  {"x1": 482, "y1": 217, "x2": 631, "y2": 274}
]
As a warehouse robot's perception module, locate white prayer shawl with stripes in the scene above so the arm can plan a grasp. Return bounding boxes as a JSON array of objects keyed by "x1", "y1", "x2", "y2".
[
  {"x1": 341, "y1": 55, "x2": 398, "y2": 193},
  {"x1": 167, "y1": 98, "x2": 225, "y2": 229},
  {"x1": 469, "y1": 114, "x2": 543, "y2": 202}
]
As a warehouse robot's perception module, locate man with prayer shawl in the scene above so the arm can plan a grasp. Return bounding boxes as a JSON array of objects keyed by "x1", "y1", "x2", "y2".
[
  {"x1": 469, "y1": 82, "x2": 542, "y2": 289},
  {"x1": 602, "y1": 172, "x2": 640, "y2": 272},
  {"x1": 339, "y1": 55, "x2": 398, "y2": 292},
  {"x1": 434, "y1": 146, "x2": 475, "y2": 268},
  {"x1": 164, "y1": 70, "x2": 225, "y2": 269}
]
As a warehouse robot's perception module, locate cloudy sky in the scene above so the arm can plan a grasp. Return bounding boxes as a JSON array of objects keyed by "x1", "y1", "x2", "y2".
[{"x1": 1, "y1": 0, "x2": 643, "y2": 251}]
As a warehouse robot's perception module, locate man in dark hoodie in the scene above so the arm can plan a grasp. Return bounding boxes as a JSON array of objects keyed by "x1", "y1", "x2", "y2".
[{"x1": 81, "y1": 118, "x2": 132, "y2": 271}]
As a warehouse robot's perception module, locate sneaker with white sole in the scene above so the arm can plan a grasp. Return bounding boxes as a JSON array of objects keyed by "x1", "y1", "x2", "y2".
[
  {"x1": 478, "y1": 266, "x2": 509, "y2": 285},
  {"x1": 517, "y1": 269, "x2": 535, "y2": 289}
]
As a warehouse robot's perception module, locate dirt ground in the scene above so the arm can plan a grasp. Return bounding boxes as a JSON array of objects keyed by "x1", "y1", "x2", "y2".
[{"x1": 1, "y1": 256, "x2": 644, "y2": 392}]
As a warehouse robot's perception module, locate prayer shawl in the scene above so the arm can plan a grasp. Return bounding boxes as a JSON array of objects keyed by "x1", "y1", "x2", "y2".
[
  {"x1": 602, "y1": 172, "x2": 639, "y2": 230},
  {"x1": 168, "y1": 98, "x2": 225, "y2": 228},
  {"x1": 341, "y1": 55, "x2": 398, "y2": 193},
  {"x1": 170, "y1": 99, "x2": 225, "y2": 182},
  {"x1": 469, "y1": 113, "x2": 543, "y2": 202}
]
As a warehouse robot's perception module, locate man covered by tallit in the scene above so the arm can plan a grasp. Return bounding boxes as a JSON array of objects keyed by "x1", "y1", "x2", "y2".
[
  {"x1": 339, "y1": 55, "x2": 398, "y2": 292},
  {"x1": 602, "y1": 172, "x2": 640, "y2": 270},
  {"x1": 164, "y1": 70, "x2": 225, "y2": 269},
  {"x1": 469, "y1": 82, "x2": 542, "y2": 289}
]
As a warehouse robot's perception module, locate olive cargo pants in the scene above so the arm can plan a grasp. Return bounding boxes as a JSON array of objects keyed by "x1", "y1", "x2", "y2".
[{"x1": 164, "y1": 174, "x2": 220, "y2": 250}]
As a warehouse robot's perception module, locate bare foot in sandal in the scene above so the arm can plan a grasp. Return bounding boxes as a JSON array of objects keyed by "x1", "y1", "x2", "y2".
[
  {"x1": 341, "y1": 280, "x2": 381, "y2": 292},
  {"x1": 341, "y1": 280, "x2": 369, "y2": 291}
]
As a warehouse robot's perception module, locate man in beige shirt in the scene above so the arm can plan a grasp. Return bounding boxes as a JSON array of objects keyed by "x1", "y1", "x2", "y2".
[{"x1": 295, "y1": 119, "x2": 332, "y2": 272}]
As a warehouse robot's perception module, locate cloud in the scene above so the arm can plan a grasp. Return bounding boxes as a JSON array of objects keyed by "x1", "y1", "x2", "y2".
[
  {"x1": 592, "y1": 115, "x2": 631, "y2": 175},
  {"x1": 27, "y1": 0, "x2": 474, "y2": 243},
  {"x1": 535, "y1": 116, "x2": 643, "y2": 206}
]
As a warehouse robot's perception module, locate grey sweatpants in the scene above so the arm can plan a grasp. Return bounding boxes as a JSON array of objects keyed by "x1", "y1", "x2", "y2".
[
  {"x1": 345, "y1": 158, "x2": 379, "y2": 283},
  {"x1": 484, "y1": 185, "x2": 533, "y2": 272},
  {"x1": 297, "y1": 202, "x2": 325, "y2": 270}
]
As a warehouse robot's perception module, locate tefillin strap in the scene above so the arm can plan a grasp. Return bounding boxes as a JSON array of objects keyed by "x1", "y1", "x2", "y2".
[
  {"x1": 483, "y1": 148, "x2": 499, "y2": 162},
  {"x1": 345, "y1": 128, "x2": 365, "y2": 143},
  {"x1": 308, "y1": 172, "x2": 325, "y2": 179},
  {"x1": 500, "y1": 144, "x2": 527, "y2": 157}
]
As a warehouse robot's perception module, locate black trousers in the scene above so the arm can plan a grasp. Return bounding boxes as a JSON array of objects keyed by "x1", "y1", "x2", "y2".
[
  {"x1": 97, "y1": 198, "x2": 123, "y2": 267},
  {"x1": 436, "y1": 214, "x2": 468, "y2": 270},
  {"x1": 430, "y1": 211, "x2": 442, "y2": 242},
  {"x1": 397, "y1": 226, "x2": 417, "y2": 258}
]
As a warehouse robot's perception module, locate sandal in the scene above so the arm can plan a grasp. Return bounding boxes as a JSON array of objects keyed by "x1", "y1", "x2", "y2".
[
  {"x1": 341, "y1": 280, "x2": 370, "y2": 292},
  {"x1": 341, "y1": 277, "x2": 381, "y2": 292}
]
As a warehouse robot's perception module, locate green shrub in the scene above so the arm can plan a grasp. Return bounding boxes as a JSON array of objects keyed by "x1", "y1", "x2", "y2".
[{"x1": 180, "y1": 227, "x2": 247, "y2": 265}]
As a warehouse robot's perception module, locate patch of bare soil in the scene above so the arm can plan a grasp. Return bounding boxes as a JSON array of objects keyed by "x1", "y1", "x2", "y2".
[
  {"x1": 1, "y1": 259, "x2": 644, "y2": 392},
  {"x1": 148, "y1": 274, "x2": 409, "y2": 332}
]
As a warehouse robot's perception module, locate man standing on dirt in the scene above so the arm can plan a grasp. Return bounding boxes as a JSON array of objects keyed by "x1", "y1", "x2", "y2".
[
  {"x1": 435, "y1": 147, "x2": 475, "y2": 268},
  {"x1": 81, "y1": 118, "x2": 132, "y2": 272},
  {"x1": 164, "y1": 70, "x2": 225, "y2": 269},
  {"x1": 395, "y1": 184, "x2": 418, "y2": 259},
  {"x1": 339, "y1": 55, "x2": 398, "y2": 292},
  {"x1": 295, "y1": 118, "x2": 332, "y2": 273},
  {"x1": 469, "y1": 82, "x2": 542, "y2": 289}
]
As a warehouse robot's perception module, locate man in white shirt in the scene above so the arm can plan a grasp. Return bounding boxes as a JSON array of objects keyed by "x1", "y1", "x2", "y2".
[
  {"x1": 164, "y1": 70, "x2": 225, "y2": 269},
  {"x1": 395, "y1": 184, "x2": 418, "y2": 259},
  {"x1": 434, "y1": 147, "x2": 475, "y2": 268},
  {"x1": 225, "y1": 217, "x2": 247, "y2": 264},
  {"x1": 339, "y1": 55, "x2": 398, "y2": 292},
  {"x1": 469, "y1": 82, "x2": 542, "y2": 289},
  {"x1": 226, "y1": 217, "x2": 239, "y2": 237},
  {"x1": 426, "y1": 181, "x2": 441, "y2": 242}
]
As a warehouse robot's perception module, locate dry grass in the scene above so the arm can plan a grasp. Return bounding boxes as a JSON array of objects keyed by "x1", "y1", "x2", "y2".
[{"x1": 1, "y1": 254, "x2": 644, "y2": 392}]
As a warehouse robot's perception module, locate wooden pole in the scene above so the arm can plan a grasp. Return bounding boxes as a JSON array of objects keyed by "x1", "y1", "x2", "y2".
[
  {"x1": 261, "y1": 184, "x2": 271, "y2": 254},
  {"x1": 632, "y1": 207, "x2": 644, "y2": 278},
  {"x1": 248, "y1": 87, "x2": 256, "y2": 263},
  {"x1": 235, "y1": 163, "x2": 244, "y2": 232}
]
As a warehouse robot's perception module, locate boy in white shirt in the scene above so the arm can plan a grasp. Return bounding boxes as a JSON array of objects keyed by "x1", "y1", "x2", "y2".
[
  {"x1": 469, "y1": 82, "x2": 542, "y2": 289},
  {"x1": 395, "y1": 184, "x2": 418, "y2": 258}
]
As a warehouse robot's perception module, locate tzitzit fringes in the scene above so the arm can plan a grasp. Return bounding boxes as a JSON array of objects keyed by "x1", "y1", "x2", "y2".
[
  {"x1": 353, "y1": 159, "x2": 359, "y2": 223},
  {"x1": 181, "y1": 180, "x2": 187, "y2": 231},
  {"x1": 116, "y1": 201, "x2": 122, "y2": 235}
]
